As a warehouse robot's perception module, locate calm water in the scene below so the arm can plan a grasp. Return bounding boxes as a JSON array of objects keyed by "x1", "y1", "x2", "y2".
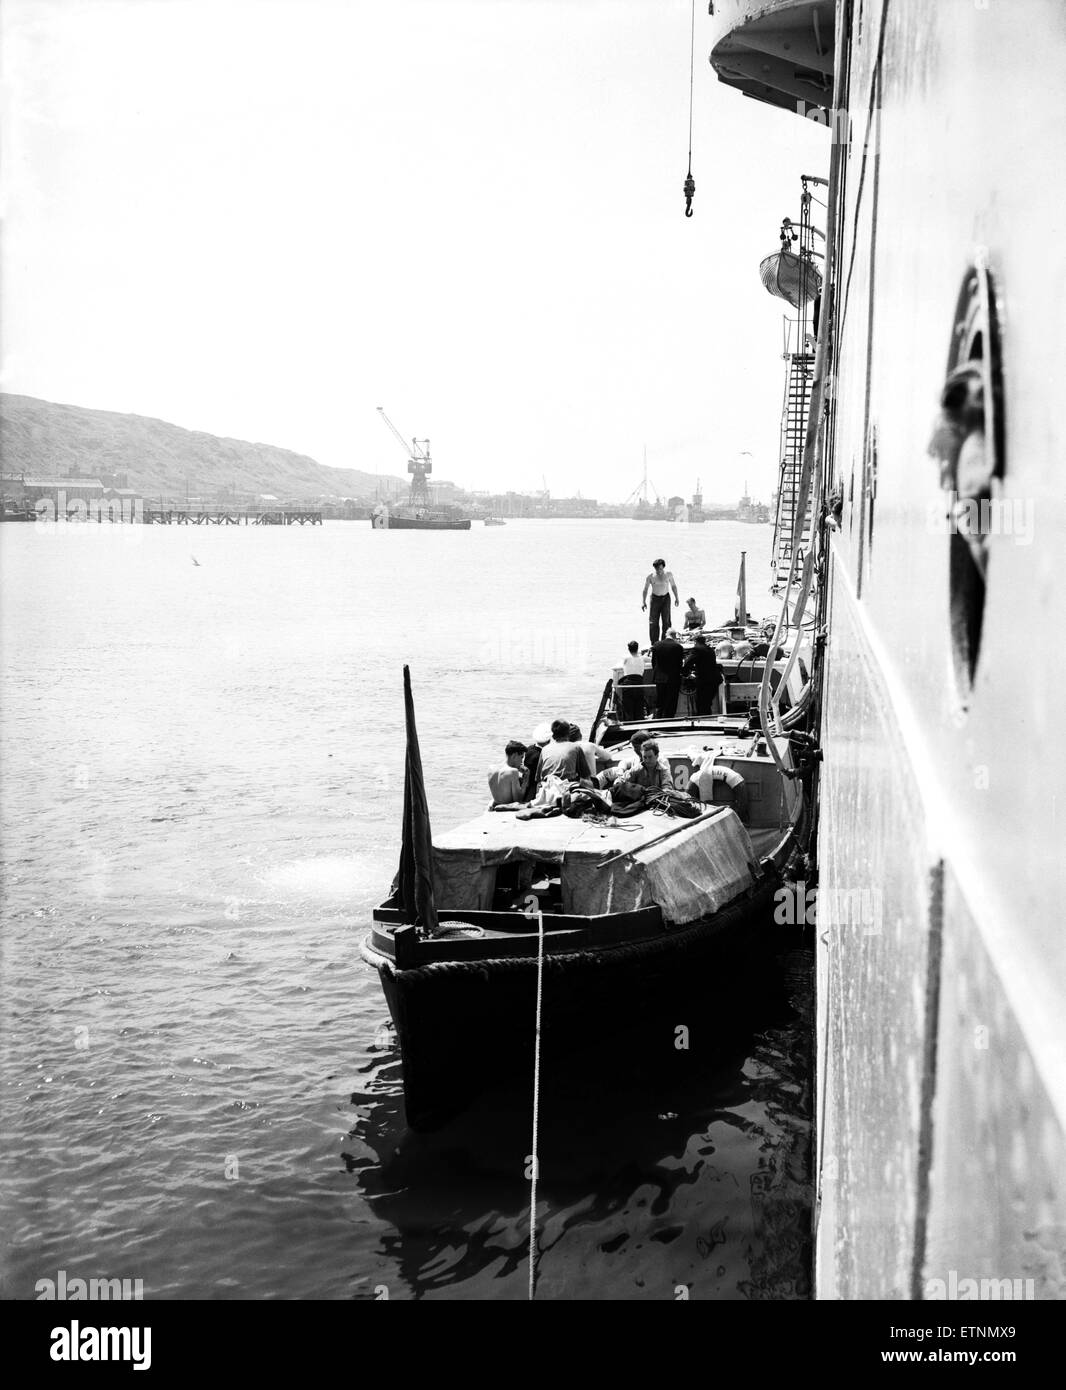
[{"x1": 0, "y1": 516, "x2": 811, "y2": 1300}]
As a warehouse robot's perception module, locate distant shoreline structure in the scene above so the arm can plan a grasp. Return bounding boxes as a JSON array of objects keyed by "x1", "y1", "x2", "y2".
[{"x1": 1, "y1": 395, "x2": 771, "y2": 522}]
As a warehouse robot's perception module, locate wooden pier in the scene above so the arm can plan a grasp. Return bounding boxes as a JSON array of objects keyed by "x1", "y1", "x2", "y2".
[{"x1": 143, "y1": 507, "x2": 322, "y2": 526}]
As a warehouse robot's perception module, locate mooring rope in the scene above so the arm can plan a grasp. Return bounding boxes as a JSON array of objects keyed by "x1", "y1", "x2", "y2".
[{"x1": 527, "y1": 908, "x2": 546, "y2": 1300}]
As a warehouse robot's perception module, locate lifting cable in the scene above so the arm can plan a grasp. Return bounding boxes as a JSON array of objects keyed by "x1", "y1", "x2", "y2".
[
  {"x1": 527, "y1": 909, "x2": 546, "y2": 1300},
  {"x1": 683, "y1": 0, "x2": 696, "y2": 216}
]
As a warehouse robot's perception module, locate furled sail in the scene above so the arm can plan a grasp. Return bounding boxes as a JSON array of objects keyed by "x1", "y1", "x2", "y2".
[{"x1": 397, "y1": 665, "x2": 438, "y2": 933}]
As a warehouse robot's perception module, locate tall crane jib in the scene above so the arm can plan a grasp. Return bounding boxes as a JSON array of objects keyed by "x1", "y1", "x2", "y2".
[{"x1": 377, "y1": 407, "x2": 433, "y2": 506}]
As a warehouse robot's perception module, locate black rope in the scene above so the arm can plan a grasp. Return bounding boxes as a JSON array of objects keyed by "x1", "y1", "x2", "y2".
[{"x1": 683, "y1": 0, "x2": 695, "y2": 216}]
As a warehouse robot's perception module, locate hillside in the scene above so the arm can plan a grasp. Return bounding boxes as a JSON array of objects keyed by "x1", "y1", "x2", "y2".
[{"x1": 0, "y1": 394, "x2": 405, "y2": 501}]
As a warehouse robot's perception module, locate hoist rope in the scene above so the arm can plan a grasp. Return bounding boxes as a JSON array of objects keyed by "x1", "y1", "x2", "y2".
[
  {"x1": 687, "y1": 0, "x2": 695, "y2": 163},
  {"x1": 684, "y1": 0, "x2": 696, "y2": 215},
  {"x1": 527, "y1": 908, "x2": 546, "y2": 1300}
]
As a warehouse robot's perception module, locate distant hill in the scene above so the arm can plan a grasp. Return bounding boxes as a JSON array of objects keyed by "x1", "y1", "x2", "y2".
[{"x1": 0, "y1": 394, "x2": 405, "y2": 501}]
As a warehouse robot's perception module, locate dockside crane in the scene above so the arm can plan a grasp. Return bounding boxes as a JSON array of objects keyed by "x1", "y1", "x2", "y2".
[
  {"x1": 377, "y1": 406, "x2": 432, "y2": 506},
  {"x1": 623, "y1": 445, "x2": 662, "y2": 507}
]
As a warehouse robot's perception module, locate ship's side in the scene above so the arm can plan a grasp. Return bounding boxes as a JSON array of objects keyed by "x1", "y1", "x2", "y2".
[{"x1": 710, "y1": 0, "x2": 1066, "y2": 1298}]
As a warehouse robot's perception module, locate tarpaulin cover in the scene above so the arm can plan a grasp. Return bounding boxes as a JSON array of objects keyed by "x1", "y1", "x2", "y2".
[{"x1": 432, "y1": 807, "x2": 758, "y2": 924}]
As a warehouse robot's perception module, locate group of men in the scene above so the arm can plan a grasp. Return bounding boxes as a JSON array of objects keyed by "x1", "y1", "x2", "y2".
[
  {"x1": 628, "y1": 558, "x2": 719, "y2": 719},
  {"x1": 487, "y1": 725, "x2": 672, "y2": 809},
  {"x1": 483, "y1": 556, "x2": 780, "y2": 808},
  {"x1": 633, "y1": 557, "x2": 785, "y2": 718},
  {"x1": 618, "y1": 632, "x2": 722, "y2": 720}
]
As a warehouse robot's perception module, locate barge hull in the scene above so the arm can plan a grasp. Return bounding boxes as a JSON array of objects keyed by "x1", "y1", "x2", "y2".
[{"x1": 366, "y1": 880, "x2": 778, "y2": 1132}]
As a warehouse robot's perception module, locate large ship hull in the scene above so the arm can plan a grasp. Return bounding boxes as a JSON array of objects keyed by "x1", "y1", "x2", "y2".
[{"x1": 710, "y1": 0, "x2": 1066, "y2": 1299}]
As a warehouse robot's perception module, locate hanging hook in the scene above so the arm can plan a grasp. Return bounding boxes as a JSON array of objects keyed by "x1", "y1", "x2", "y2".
[{"x1": 683, "y1": 169, "x2": 695, "y2": 217}]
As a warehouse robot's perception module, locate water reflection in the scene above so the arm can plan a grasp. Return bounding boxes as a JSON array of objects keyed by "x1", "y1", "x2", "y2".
[{"x1": 346, "y1": 935, "x2": 813, "y2": 1300}]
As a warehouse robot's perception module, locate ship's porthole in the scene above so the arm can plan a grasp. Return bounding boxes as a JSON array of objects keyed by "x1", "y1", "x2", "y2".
[{"x1": 929, "y1": 261, "x2": 1004, "y2": 708}]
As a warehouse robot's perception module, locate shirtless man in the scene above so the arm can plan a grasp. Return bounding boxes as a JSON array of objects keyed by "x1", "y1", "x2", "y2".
[
  {"x1": 683, "y1": 597, "x2": 706, "y2": 630},
  {"x1": 642, "y1": 558, "x2": 680, "y2": 644},
  {"x1": 487, "y1": 740, "x2": 530, "y2": 808}
]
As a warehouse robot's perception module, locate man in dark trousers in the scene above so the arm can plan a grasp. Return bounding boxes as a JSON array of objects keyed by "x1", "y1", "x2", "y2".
[
  {"x1": 642, "y1": 559, "x2": 679, "y2": 645},
  {"x1": 684, "y1": 633, "x2": 722, "y2": 716},
  {"x1": 651, "y1": 629, "x2": 685, "y2": 718}
]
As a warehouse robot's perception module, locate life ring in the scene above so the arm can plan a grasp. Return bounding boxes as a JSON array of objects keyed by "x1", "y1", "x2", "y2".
[
  {"x1": 709, "y1": 765, "x2": 745, "y2": 794},
  {"x1": 693, "y1": 761, "x2": 749, "y2": 820}
]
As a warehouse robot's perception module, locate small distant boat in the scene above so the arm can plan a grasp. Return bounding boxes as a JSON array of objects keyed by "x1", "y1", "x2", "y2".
[
  {"x1": 483, "y1": 516, "x2": 506, "y2": 526},
  {"x1": 370, "y1": 503, "x2": 471, "y2": 531}
]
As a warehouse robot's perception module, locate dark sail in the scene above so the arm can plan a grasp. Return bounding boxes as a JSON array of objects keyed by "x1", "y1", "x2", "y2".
[{"x1": 396, "y1": 665, "x2": 438, "y2": 934}]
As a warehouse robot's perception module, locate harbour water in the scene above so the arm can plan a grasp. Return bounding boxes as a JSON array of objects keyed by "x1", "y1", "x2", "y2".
[{"x1": 0, "y1": 518, "x2": 811, "y2": 1299}]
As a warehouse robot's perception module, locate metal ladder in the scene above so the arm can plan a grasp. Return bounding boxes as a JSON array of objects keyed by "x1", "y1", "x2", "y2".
[{"x1": 772, "y1": 350, "x2": 814, "y2": 587}]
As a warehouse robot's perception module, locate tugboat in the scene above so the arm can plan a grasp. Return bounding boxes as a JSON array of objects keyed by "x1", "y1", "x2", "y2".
[
  {"x1": 370, "y1": 501, "x2": 471, "y2": 531},
  {"x1": 370, "y1": 407, "x2": 471, "y2": 530}
]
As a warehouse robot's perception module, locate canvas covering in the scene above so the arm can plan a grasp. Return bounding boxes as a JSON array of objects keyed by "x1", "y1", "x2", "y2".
[{"x1": 432, "y1": 807, "x2": 759, "y2": 924}]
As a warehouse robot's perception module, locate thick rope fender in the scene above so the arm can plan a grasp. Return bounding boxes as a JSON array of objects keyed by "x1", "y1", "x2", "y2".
[{"x1": 372, "y1": 879, "x2": 779, "y2": 991}]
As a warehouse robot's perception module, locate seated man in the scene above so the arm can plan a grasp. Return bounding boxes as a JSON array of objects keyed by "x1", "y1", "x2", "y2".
[
  {"x1": 488, "y1": 739, "x2": 531, "y2": 807},
  {"x1": 595, "y1": 730, "x2": 663, "y2": 788},
  {"x1": 568, "y1": 724, "x2": 614, "y2": 780},
  {"x1": 683, "y1": 597, "x2": 706, "y2": 630},
  {"x1": 537, "y1": 719, "x2": 593, "y2": 783},
  {"x1": 614, "y1": 738, "x2": 671, "y2": 800}
]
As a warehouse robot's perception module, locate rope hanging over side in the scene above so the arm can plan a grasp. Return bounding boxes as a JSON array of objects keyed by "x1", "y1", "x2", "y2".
[
  {"x1": 683, "y1": 0, "x2": 696, "y2": 216},
  {"x1": 527, "y1": 909, "x2": 546, "y2": 1301}
]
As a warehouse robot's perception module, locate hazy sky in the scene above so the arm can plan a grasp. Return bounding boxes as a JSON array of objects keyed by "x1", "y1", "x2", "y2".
[{"x1": 3, "y1": 0, "x2": 827, "y2": 502}]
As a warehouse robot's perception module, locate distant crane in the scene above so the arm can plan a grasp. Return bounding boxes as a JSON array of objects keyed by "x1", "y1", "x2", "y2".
[
  {"x1": 623, "y1": 446, "x2": 662, "y2": 507},
  {"x1": 377, "y1": 406, "x2": 433, "y2": 506}
]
